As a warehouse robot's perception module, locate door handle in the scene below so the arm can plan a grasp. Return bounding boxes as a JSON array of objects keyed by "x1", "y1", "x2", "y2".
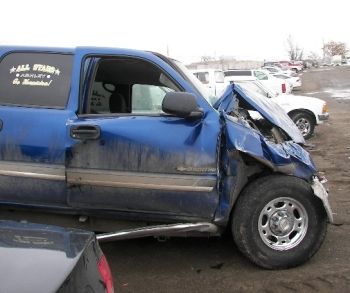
[{"x1": 70, "y1": 125, "x2": 100, "y2": 140}]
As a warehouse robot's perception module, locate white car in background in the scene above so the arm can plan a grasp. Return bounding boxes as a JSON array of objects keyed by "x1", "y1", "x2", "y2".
[
  {"x1": 272, "y1": 73, "x2": 302, "y2": 89},
  {"x1": 234, "y1": 80, "x2": 329, "y2": 139},
  {"x1": 191, "y1": 69, "x2": 229, "y2": 97},
  {"x1": 224, "y1": 69, "x2": 292, "y2": 94},
  {"x1": 262, "y1": 65, "x2": 294, "y2": 76}
]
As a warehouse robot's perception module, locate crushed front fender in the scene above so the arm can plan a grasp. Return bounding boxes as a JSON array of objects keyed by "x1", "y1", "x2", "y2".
[{"x1": 223, "y1": 113, "x2": 317, "y2": 180}]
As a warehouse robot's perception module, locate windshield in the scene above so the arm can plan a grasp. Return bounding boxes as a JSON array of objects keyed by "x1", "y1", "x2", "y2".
[{"x1": 174, "y1": 60, "x2": 216, "y2": 105}]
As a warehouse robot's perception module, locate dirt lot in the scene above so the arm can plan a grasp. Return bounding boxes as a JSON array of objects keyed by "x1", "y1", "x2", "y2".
[{"x1": 101, "y1": 67, "x2": 350, "y2": 292}]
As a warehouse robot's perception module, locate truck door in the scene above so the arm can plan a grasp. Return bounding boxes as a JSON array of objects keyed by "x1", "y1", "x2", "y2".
[
  {"x1": 0, "y1": 52, "x2": 74, "y2": 206},
  {"x1": 66, "y1": 55, "x2": 221, "y2": 219}
]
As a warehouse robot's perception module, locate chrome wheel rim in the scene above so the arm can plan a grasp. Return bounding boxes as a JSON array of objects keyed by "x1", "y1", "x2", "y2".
[
  {"x1": 295, "y1": 118, "x2": 310, "y2": 136},
  {"x1": 258, "y1": 197, "x2": 308, "y2": 251}
]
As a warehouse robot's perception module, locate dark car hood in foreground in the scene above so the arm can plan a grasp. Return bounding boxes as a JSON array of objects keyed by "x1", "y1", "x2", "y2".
[
  {"x1": 214, "y1": 84, "x2": 305, "y2": 144},
  {"x1": 0, "y1": 220, "x2": 94, "y2": 293}
]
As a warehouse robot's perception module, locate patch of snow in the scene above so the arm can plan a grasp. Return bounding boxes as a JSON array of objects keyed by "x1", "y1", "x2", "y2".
[
  {"x1": 323, "y1": 88, "x2": 350, "y2": 100},
  {"x1": 304, "y1": 91, "x2": 322, "y2": 95}
]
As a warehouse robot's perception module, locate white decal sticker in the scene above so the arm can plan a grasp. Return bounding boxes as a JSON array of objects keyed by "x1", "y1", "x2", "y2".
[
  {"x1": 9, "y1": 63, "x2": 61, "y2": 87},
  {"x1": 22, "y1": 79, "x2": 53, "y2": 87},
  {"x1": 32, "y1": 64, "x2": 60, "y2": 75}
]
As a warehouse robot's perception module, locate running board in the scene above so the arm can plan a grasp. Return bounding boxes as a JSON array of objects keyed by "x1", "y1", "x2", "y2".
[{"x1": 96, "y1": 222, "x2": 219, "y2": 243}]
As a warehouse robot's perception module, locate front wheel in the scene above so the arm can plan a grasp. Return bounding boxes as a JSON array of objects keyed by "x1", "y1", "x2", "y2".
[
  {"x1": 290, "y1": 112, "x2": 315, "y2": 140},
  {"x1": 232, "y1": 175, "x2": 327, "y2": 269}
]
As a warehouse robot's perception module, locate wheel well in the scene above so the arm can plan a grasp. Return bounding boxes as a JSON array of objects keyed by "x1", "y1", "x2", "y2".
[
  {"x1": 225, "y1": 154, "x2": 274, "y2": 224},
  {"x1": 288, "y1": 109, "x2": 316, "y2": 123}
]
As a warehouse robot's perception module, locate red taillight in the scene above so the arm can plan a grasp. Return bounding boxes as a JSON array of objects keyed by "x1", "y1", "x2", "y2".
[
  {"x1": 282, "y1": 83, "x2": 286, "y2": 93},
  {"x1": 98, "y1": 255, "x2": 114, "y2": 293}
]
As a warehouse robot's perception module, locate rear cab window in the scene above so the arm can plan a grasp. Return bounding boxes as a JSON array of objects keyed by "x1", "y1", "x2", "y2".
[
  {"x1": 274, "y1": 74, "x2": 288, "y2": 79},
  {"x1": 0, "y1": 52, "x2": 73, "y2": 108},
  {"x1": 224, "y1": 70, "x2": 252, "y2": 77}
]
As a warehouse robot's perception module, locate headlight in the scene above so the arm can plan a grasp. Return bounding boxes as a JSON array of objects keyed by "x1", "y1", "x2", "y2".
[{"x1": 322, "y1": 103, "x2": 328, "y2": 114}]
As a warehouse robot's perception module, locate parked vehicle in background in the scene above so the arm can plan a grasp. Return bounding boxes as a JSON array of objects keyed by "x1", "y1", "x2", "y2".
[
  {"x1": 331, "y1": 55, "x2": 342, "y2": 66},
  {"x1": 262, "y1": 65, "x2": 294, "y2": 76},
  {"x1": 271, "y1": 73, "x2": 302, "y2": 89},
  {"x1": 263, "y1": 61, "x2": 283, "y2": 68},
  {"x1": 344, "y1": 56, "x2": 350, "y2": 65},
  {"x1": 0, "y1": 220, "x2": 114, "y2": 293},
  {"x1": 279, "y1": 61, "x2": 304, "y2": 72},
  {"x1": 191, "y1": 68, "x2": 229, "y2": 97},
  {"x1": 0, "y1": 46, "x2": 333, "y2": 269},
  {"x1": 224, "y1": 69, "x2": 292, "y2": 94},
  {"x1": 232, "y1": 80, "x2": 328, "y2": 139},
  {"x1": 303, "y1": 60, "x2": 314, "y2": 69}
]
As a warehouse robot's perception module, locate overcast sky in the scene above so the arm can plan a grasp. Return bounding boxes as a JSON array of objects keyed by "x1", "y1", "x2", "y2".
[{"x1": 0, "y1": 0, "x2": 348, "y2": 63}]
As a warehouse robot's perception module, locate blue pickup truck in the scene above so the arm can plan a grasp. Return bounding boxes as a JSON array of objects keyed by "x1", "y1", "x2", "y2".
[{"x1": 0, "y1": 46, "x2": 333, "y2": 269}]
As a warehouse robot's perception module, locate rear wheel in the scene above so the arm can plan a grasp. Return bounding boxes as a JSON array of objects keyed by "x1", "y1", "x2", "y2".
[
  {"x1": 290, "y1": 112, "x2": 315, "y2": 139},
  {"x1": 232, "y1": 175, "x2": 327, "y2": 269}
]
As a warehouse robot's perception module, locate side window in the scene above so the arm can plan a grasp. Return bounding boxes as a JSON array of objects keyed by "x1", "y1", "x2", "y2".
[
  {"x1": 0, "y1": 52, "x2": 73, "y2": 108},
  {"x1": 90, "y1": 82, "x2": 115, "y2": 114},
  {"x1": 254, "y1": 71, "x2": 268, "y2": 80},
  {"x1": 132, "y1": 84, "x2": 174, "y2": 113},
  {"x1": 193, "y1": 72, "x2": 209, "y2": 84},
  {"x1": 85, "y1": 57, "x2": 179, "y2": 115}
]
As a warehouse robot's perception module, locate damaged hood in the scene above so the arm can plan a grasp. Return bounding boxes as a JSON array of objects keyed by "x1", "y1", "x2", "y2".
[{"x1": 214, "y1": 84, "x2": 305, "y2": 144}]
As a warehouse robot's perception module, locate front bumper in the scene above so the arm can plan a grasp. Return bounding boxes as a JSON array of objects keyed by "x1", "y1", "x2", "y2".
[
  {"x1": 311, "y1": 176, "x2": 334, "y2": 223},
  {"x1": 318, "y1": 113, "x2": 329, "y2": 121}
]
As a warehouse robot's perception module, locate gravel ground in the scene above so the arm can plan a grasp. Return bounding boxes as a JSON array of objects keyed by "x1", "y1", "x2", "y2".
[{"x1": 102, "y1": 66, "x2": 350, "y2": 292}]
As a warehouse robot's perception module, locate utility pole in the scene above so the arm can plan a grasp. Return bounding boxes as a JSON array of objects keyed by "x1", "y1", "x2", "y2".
[{"x1": 322, "y1": 39, "x2": 325, "y2": 61}]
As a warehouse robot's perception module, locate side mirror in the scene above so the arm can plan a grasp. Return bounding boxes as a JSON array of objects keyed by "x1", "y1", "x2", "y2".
[{"x1": 162, "y1": 92, "x2": 203, "y2": 119}]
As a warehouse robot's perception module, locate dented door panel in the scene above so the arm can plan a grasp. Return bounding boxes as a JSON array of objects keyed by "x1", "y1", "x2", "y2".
[{"x1": 67, "y1": 112, "x2": 222, "y2": 218}]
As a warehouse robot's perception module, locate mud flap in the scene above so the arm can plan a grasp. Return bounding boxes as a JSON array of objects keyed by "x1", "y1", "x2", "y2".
[{"x1": 311, "y1": 177, "x2": 334, "y2": 223}]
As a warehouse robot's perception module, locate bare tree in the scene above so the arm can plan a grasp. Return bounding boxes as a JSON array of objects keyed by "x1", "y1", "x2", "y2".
[
  {"x1": 307, "y1": 51, "x2": 320, "y2": 61},
  {"x1": 322, "y1": 41, "x2": 348, "y2": 56},
  {"x1": 286, "y1": 35, "x2": 303, "y2": 61}
]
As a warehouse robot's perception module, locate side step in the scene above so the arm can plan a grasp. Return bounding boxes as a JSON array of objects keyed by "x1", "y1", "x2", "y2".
[{"x1": 96, "y1": 222, "x2": 219, "y2": 243}]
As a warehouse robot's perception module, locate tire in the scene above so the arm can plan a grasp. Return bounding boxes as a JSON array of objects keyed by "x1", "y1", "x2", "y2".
[
  {"x1": 232, "y1": 175, "x2": 327, "y2": 269},
  {"x1": 290, "y1": 112, "x2": 315, "y2": 140}
]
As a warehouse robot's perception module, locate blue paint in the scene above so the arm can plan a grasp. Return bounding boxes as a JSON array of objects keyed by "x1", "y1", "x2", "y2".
[{"x1": 0, "y1": 46, "x2": 320, "y2": 226}]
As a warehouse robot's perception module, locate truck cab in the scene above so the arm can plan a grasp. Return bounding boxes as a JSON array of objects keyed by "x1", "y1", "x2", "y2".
[
  {"x1": 0, "y1": 46, "x2": 332, "y2": 269},
  {"x1": 190, "y1": 68, "x2": 228, "y2": 97}
]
